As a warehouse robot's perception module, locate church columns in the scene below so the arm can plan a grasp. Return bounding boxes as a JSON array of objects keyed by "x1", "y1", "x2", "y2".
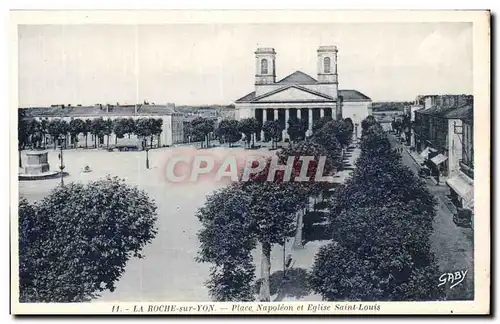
[
  {"x1": 320, "y1": 108, "x2": 325, "y2": 118},
  {"x1": 283, "y1": 108, "x2": 290, "y2": 140},
  {"x1": 274, "y1": 109, "x2": 279, "y2": 121},
  {"x1": 297, "y1": 108, "x2": 301, "y2": 119},
  {"x1": 261, "y1": 109, "x2": 269, "y2": 141},
  {"x1": 307, "y1": 108, "x2": 313, "y2": 137}
]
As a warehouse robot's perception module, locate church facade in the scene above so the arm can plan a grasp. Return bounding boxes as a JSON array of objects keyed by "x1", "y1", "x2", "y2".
[{"x1": 234, "y1": 46, "x2": 372, "y2": 140}]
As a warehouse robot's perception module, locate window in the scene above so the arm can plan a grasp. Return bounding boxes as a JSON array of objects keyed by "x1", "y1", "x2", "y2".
[
  {"x1": 324, "y1": 57, "x2": 331, "y2": 73},
  {"x1": 462, "y1": 122, "x2": 473, "y2": 168},
  {"x1": 261, "y1": 59, "x2": 268, "y2": 74}
]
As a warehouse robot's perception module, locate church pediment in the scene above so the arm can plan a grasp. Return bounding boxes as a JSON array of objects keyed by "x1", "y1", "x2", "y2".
[{"x1": 252, "y1": 85, "x2": 335, "y2": 103}]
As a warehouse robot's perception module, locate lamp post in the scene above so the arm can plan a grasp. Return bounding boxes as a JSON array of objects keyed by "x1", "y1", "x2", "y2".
[
  {"x1": 58, "y1": 135, "x2": 66, "y2": 186},
  {"x1": 145, "y1": 147, "x2": 150, "y2": 169}
]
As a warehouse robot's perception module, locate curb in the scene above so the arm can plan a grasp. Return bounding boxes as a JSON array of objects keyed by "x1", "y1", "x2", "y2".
[{"x1": 404, "y1": 149, "x2": 422, "y2": 169}]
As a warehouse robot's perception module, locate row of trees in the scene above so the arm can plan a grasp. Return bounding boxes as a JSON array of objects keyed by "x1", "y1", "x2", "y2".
[
  {"x1": 18, "y1": 116, "x2": 164, "y2": 150},
  {"x1": 309, "y1": 115, "x2": 443, "y2": 301},
  {"x1": 196, "y1": 117, "x2": 355, "y2": 302},
  {"x1": 185, "y1": 117, "x2": 260, "y2": 149},
  {"x1": 186, "y1": 115, "x2": 354, "y2": 150},
  {"x1": 19, "y1": 176, "x2": 159, "y2": 302}
]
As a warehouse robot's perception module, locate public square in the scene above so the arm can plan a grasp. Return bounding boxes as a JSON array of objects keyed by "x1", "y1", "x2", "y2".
[{"x1": 19, "y1": 145, "x2": 354, "y2": 302}]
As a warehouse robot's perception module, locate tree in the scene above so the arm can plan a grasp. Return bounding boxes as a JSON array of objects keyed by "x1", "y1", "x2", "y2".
[
  {"x1": 287, "y1": 118, "x2": 307, "y2": 144},
  {"x1": 197, "y1": 158, "x2": 305, "y2": 302},
  {"x1": 278, "y1": 139, "x2": 334, "y2": 247},
  {"x1": 135, "y1": 118, "x2": 153, "y2": 149},
  {"x1": 103, "y1": 119, "x2": 113, "y2": 149},
  {"x1": 310, "y1": 205, "x2": 442, "y2": 301},
  {"x1": 112, "y1": 118, "x2": 127, "y2": 145},
  {"x1": 343, "y1": 118, "x2": 354, "y2": 143},
  {"x1": 47, "y1": 119, "x2": 69, "y2": 149},
  {"x1": 216, "y1": 119, "x2": 241, "y2": 147},
  {"x1": 196, "y1": 186, "x2": 256, "y2": 301},
  {"x1": 188, "y1": 117, "x2": 215, "y2": 148},
  {"x1": 152, "y1": 118, "x2": 163, "y2": 148},
  {"x1": 310, "y1": 116, "x2": 442, "y2": 301},
  {"x1": 239, "y1": 160, "x2": 305, "y2": 301},
  {"x1": 124, "y1": 118, "x2": 136, "y2": 138},
  {"x1": 69, "y1": 118, "x2": 86, "y2": 148},
  {"x1": 361, "y1": 115, "x2": 377, "y2": 136},
  {"x1": 40, "y1": 118, "x2": 49, "y2": 148},
  {"x1": 238, "y1": 118, "x2": 260, "y2": 148},
  {"x1": 18, "y1": 110, "x2": 28, "y2": 167},
  {"x1": 19, "y1": 176, "x2": 158, "y2": 302},
  {"x1": 83, "y1": 119, "x2": 92, "y2": 148},
  {"x1": 90, "y1": 118, "x2": 105, "y2": 148},
  {"x1": 312, "y1": 116, "x2": 333, "y2": 133},
  {"x1": 310, "y1": 124, "x2": 343, "y2": 170},
  {"x1": 262, "y1": 120, "x2": 282, "y2": 150}
]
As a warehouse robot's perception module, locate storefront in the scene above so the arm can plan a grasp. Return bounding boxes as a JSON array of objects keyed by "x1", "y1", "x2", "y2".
[{"x1": 446, "y1": 171, "x2": 474, "y2": 211}]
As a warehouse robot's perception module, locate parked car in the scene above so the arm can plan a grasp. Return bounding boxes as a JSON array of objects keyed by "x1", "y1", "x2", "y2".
[{"x1": 114, "y1": 138, "x2": 142, "y2": 152}]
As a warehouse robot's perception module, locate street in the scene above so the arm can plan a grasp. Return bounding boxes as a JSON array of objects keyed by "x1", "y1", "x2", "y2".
[{"x1": 387, "y1": 134, "x2": 474, "y2": 300}]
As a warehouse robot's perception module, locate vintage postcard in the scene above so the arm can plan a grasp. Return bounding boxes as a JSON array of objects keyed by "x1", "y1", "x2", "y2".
[{"x1": 10, "y1": 10, "x2": 490, "y2": 315}]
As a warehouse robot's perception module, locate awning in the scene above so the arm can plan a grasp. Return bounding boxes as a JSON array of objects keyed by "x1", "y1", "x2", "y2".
[
  {"x1": 446, "y1": 174, "x2": 474, "y2": 209},
  {"x1": 420, "y1": 147, "x2": 437, "y2": 159},
  {"x1": 420, "y1": 147, "x2": 430, "y2": 158},
  {"x1": 431, "y1": 154, "x2": 448, "y2": 165}
]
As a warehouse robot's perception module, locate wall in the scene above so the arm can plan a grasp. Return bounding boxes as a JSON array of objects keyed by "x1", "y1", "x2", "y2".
[
  {"x1": 448, "y1": 118, "x2": 463, "y2": 176},
  {"x1": 341, "y1": 101, "x2": 372, "y2": 139},
  {"x1": 302, "y1": 83, "x2": 337, "y2": 100},
  {"x1": 234, "y1": 104, "x2": 253, "y2": 120}
]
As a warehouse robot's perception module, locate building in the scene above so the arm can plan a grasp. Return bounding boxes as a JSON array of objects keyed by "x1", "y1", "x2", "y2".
[
  {"x1": 21, "y1": 103, "x2": 185, "y2": 148},
  {"x1": 445, "y1": 104, "x2": 474, "y2": 211},
  {"x1": 409, "y1": 103, "x2": 424, "y2": 146},
  {"x1": 234, "y1": 46, "x2": 371, "y2": 140},
  {"x1": 413, "y1": 94, "x2": 473, "y2": 182}
]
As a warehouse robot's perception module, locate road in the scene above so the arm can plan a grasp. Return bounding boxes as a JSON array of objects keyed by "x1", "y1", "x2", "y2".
[{"x1": 387, "y1": 133, "x2": 474, "y2": 300}]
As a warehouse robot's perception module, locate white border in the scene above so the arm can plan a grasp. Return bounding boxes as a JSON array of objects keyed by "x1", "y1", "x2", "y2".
[{"x1": 7, "y1": 9, "x2": 491, "y2": 316}]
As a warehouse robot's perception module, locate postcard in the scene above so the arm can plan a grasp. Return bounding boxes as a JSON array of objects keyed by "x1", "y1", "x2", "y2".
[{"x1": 10, "y1": 9, "x2": 490, "y2": 315}]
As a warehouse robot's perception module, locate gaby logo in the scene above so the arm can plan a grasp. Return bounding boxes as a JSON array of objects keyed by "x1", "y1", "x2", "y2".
[
  {"x1": 160, "y1": 149, "x2": 334, "y2": 184},
  {"x1": 438, "y1": 270, "x2": 468, "y2": 289}
]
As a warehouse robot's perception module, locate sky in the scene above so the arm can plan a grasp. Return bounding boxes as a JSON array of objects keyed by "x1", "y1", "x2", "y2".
[{"x1": 18, "y1": 23, "x2": 473, "y2": 107}]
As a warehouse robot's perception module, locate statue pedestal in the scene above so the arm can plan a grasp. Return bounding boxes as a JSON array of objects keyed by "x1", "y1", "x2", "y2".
[
  {"x1": 24, "y1": 151, "x2": 50, "y2": 175},
  {"x1": 19, "y1": 151, "x2": 60, "y2": 181}
]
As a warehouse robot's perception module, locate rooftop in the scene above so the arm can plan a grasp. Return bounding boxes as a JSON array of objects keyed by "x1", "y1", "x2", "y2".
[
  {"x1": 338, "y1": 90, "x2": 371, "y2": 102},
  {"x1": 444, "y1": 104, "x2": 474, "y2": 121},
  {"x1": 417, "y1": 102, "x2": 473, "y2": 119},
  {"x1": 235, "y1": 70, "x2": 371, "y2": 103},
  {"x1": 21, "y1": 104, "x2": 180, "y2": 118},
  {"x1": 276, "y1": 71, "x2": 318, "y2": 85}
]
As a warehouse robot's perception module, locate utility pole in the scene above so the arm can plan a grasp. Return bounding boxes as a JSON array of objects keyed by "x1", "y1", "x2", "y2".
[{"x1": 59, "y1": 135, "x2": 65, "y2": 186}]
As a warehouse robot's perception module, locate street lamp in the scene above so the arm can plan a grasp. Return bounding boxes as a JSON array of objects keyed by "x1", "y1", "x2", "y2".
[{"x1": 58, "y1": 135, "x2": 66, "y2": 186}]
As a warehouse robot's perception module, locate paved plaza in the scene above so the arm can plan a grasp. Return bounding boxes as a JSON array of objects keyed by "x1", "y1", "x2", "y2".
[{"x1": 18, "y1": 145, "x2": 361, "y2": 302}]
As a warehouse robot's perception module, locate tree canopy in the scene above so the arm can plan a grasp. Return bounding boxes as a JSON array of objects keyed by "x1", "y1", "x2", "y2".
[
  {"x1": 310, "y1": 116, "x2": 443, "y2": 302},
  {"x1": 19, "y1": 176, "x2": 158, "y2": 302}
]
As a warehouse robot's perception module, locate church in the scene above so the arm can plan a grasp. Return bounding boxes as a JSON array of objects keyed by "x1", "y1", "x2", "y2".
[{"x1": 234, "y1": 46, "x2": 372, "y2": 140}]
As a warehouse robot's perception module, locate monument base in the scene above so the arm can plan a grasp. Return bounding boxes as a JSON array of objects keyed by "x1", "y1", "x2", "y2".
[{"x1": 19, "y1": 170, "x2": 63, "y2": 181}]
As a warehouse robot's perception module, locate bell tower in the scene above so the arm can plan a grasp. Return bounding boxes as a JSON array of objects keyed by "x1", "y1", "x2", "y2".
[
  {"x1": 317, "y1": 45, "x2": 338, "y2": 84},
  {"x1": 255, "y1": 48, "x2": 276, "y2": 85}
]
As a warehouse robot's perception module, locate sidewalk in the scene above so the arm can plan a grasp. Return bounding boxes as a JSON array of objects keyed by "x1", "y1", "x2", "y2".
[
  {"x1": 405, "y1": 147, "x2": 425, "y2": 167},
  {"x1": 404, "y1": 148, "x2": 450, "y2": 185},
  {"x1": 328, "y1": 145, "x2": 361, "y2": 184}
]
